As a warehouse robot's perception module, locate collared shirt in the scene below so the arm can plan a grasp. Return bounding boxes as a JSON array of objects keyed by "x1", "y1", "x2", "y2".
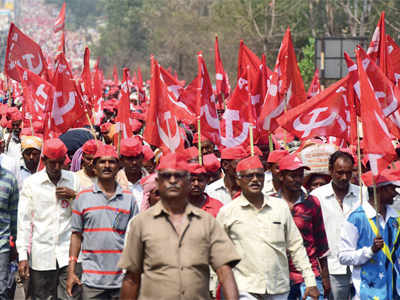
[
  {"x1": 270, "y1": 192, "x2": 329, "y2": 284},
  {"x1": 75, "y1": 169, "x2": 97, "y2": 191},
  {"x1": 200, "y1": 194, "x2": 223, "y2": 218},
  {"x1": 338, "y1": 202, "x2": 399, "y2": 300},
  {"x1": 217, "y1": 194, "x2": 316, "y2": 295},
  {"x1": 118, "y1": 201, "x2": 240, "y2": 300},
  {"x1": 16, "y1": 157, "x2": 33, "y2": 190},
  {"x1": 205, "y1": 178, "x2": 233, "y2": 205},
  {"x1": 116, "y1": 168, "x2": 147, "y2": 209},
  {"x1": 72, "y1": 183, "x2": 138, "y2": 289},
  {"x1": 311, "y1": 181, "x2": 362, "y2": 274},
  {"x1": 0, "y1": 167, "x2": 19, "y2": 253},
  {"x1": 16, "y1": 169, "x2": 80, "y2": 271},
  {"x1": 262, "y1": 171, "x2": 275, "y2": 196}
]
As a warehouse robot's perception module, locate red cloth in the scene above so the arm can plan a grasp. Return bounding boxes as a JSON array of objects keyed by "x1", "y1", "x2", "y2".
[
  {"x1": 142, "y1": 145, "x2": 154, "y2": 161},
  {"x1": 43, "y1": 138, "x2": 68, "y2": 159},
  {"x1": 94, "y1": 144, "x2": 118, "y2": 159},
  {"x1": 200, "y1": 195, "x2": 223, "y2": 218},
  {"x1": 278, "y1": 154, "x2": 310, "y2": 171},
  {"x1": 220, "y1": 146, "x2": 248, "y2": 160},
  {"x1": 157, "y1": 152, "x2": 190, "y2": 171},
  {"x1": 236, "y1": 156, "x2": 263, "y2": 172},
  {"x1": 82, "y1": 140, "x2": 100, "y2": 155},
  {"x1": 267, "y1": 149, "x2": 289, "y2": 163},
  {"x1": 203, "y1": 153, "x2": 220, "y2": 173},
  {"x1": 188, "y1": 163, "x2": 207, "y2": 174},
  {"x1": 185, "y1": 147, "x2": 199, "y2": 160},
  {"x1": 120, "y1": 137, "x2": 143, "y2": 157}
]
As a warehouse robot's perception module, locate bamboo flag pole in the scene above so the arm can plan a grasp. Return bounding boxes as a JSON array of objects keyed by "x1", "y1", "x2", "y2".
[
  {"x1": 117, "y1": 124, "x2": 122, "y2": 156},
  {"x1": 249, "y1": 125, "x2": 254, "y2": 156},
  {"x1": 29, "y1": 117, "x2": 34, "y2": 136},
  {"x1": 268, "y1": 134, "x2": 273, "y2": 153},
  {"x1": 356, "y1": 118, "x2": 363, "y2": 205},
  {"x1": 372, "y1": 176, "x2": 380, "y2": 236},
  {"x1": 197, "y1": 118, "x2": 202, "y2": 165},
  {"x1": 85, "y1": 110, "x2": 97, "y2": 141}
]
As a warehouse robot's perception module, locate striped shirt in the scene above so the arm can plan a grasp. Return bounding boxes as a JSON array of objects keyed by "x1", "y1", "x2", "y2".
[
  {"x1": 0, "y1": 167, "x2": 19, "y2": 253},
  {"x1": 71, "y1": 183, "x2": 138, "y2": 289}
]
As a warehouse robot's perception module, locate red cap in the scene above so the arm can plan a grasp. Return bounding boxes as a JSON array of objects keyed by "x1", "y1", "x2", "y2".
[
  {"x1": 188, "y1": 163, "x2": 207, "y2": 174},
  {"x1": 43, "y1": 138, "x2": 68, "y2": 159},
  {"x1": 103, "y1": 101, "x2": 116, "y2": 112},
  {"x1": 120, "y1": 137, "x2": 143, "y2": 157},
  {"x1": 100, "y1": 122, "x2": 111, "y2": 133},
  {"x1": 267, "y1": 150, "x2": 289, "y2": 163},
  {"x1": 246, "y1": 145, "x2": 262, "y2": 156},
  {"x1": 82, "y1": 140, "x2": 101, "y2": 155},
  {"x1": 185, "y1": 147, "x2": 199, "y2": 160},
  {"x1": 8, "y1": 109, "x2": 22, "y2": 122},
  {"x1": 362, "y1": 168, "x2": 400, "y2": 187},
  {"x1": 94, "y1": 144, "x2": 118, "y2": 159},
  {"x1": 32, "y1": 120, "x2": 44, "y2": 133},
  {"x1": 157, "y1": 152, "x2": 190, "y2": 172},
  {"x1": 220, "y1": 146, "x2": 248, "y2": 160},
  {"x1": 236, "y1": 156, "x2": 263, "y2": 172},
  {"x1": 278, "y1": 154, "x2": 310, "y2": 171},
  {"x1": 203, "y1": 153, "x2": 220, "y2": 173},
  {"x1": 142, "y1": 145, "x2": 155, "y2": 161}
]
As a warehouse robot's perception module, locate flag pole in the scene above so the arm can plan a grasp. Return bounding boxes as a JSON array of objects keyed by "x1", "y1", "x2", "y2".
[
  {"x1": 197, "y1": 118, "x2": 202, "y2": 165},
  {"x1": 356, "y1": 118, "x2": 363, "y2": 205},
  {"x1": 28, "y1": 117, "x2": 34, "y2": 136},
  {"x1": 268, "y1": 134, "x2": 273, "y2": 152},
  {"x1": 372, "y1": 176, "x2": 380, "y2": 236},
  {"x1": 84, "y1": 109, "x2": 97, "y2": 141},
  {"x1": 249, "y1": 125, "x2": 254, "y2": 156},
  {"x1": 117, "y1": 124, "x2": 121, "y2": 156}
]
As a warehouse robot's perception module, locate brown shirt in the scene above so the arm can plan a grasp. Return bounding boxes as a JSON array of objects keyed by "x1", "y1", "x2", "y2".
[{"x1": 118, "y1": 201, "x2": 240, "y2": 300}]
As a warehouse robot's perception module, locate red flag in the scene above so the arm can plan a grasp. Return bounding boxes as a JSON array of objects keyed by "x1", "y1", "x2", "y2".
[
  {"x1": 136, "y1": 67, "x2": 146, "y2": 103},
  {"x1": 17, "y1": 65, "x2": 54, "y2": 122},
  {"x1": 357, "y1": 47, "x2": 396, "y2": 175},
  {"x1": 214, "y1": 36, "x2": 230, "y2": 100},
  {"x1": 277, "y1": 75, "x2": 356, "y2": 143},
  {"x1": 115, "y1": 68, "x2": 133, "y2": 139},
  {"x1": 45, "y1": 53, "x2": 87, "y2": 137},
  {"x1": 143, "y1": 57, "x2": 185, "y2": 153},
  {"x1": 4, "y1": 23, "x2": 48, "y2": 81},
  {"x1": 386, "y1": 35, "x2": 400, "y2": 85},
  {"x1": 307, "y1": 69, "x2": 321, "y2": 98},
  {"x1": 80, "y1": 47, "x2": 93, "y2": 108},
  {"x1": 57, "y1": 30, "x2": 65, "y2": 54},
  {"x1": 113, "y1": 65, "x2": 119, "y2": 86},
  {"x1": 258, "y1": 27, "x2": 306, "y2": 133},
  {"x1": 367, "y1": 12, "x2": 387, "y2": 75},
  {"x1": 92, "y1": 59, "x2": 104, "y2": 125},
  {"x1": 54, "y1": 2, "x2": 66, "y2": 33}
]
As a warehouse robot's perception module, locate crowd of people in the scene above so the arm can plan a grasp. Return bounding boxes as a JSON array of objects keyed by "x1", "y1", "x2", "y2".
[{"x1": 0, "y1": 75, "x2": 397, "y2": 300}]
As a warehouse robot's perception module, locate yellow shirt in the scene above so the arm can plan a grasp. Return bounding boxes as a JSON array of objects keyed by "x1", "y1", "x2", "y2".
[
  {"x1": 75, "y1": 169, "x2": 96, "y2": 191},
  {"x1": 217, "y1": 194, "x2": 316, "y2": 295}
]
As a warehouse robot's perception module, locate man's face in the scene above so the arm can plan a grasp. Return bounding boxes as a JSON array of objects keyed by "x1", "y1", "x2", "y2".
[
  {"x1": 270, "y1": 163, "x2": 280, "y2": 180},
  {"x1": 237, "y1": 168, "x2": 265, "y2": 196},
  {"x1": 189, "y1": 173, "x2": 209, "y2": 197},
  {"x1": 200, "y1": 140, "x2": 214, "y2": 156},
  {"x1": 23, "y1": 148, "x2": 41, "y2": 171},
  {"x1": 81, "y1": 152, "x2": 95, "y2": 173},
  {"x1": 93, "y1": 156, "x2": 120, "y2": 180},
  {"x1": 380, "y1": 184, "x2": 398, "y2": 205},
  {"x1": 156, "y1": 169, "x2": 190, "y2": 200},
  {"x1": 309, "y1": 175, "x2": 329, "y2": 192},
  {"x1": 120, "y1": 154, "x2": 144, "y2": 175},
  {"x1": 12, "y1": 120, "x2": 21, "y2": 136},
  {"x1": 44, "y1": 157, "x2": 65, "y2": 179},
  {"x1": 330, "y1": 157, "x2": 353, "y2": 190},
  {"x1": 142, "y1": 159, "x2": 155, "y2": 174},
  {"x1": 279, "y1": 168, "x2": 304, "y2": 193}
]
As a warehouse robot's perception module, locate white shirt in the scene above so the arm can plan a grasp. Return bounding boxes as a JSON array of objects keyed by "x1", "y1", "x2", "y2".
[
  {"x1": 205, "y1": 178, "x2": 232, "y2": 205},
  {"x1": 262, "y1": 171, "x2": 275, "y2": 196},
  {"x1": 338, "y1": 202, "x2": 398, "y2": 300},
  {"x1": 5, "y1": 133, "x2": 22, "y2": 160},
  {"x1": 16, "y1": 169, "x2": 80, "y2": 271},
  {"x1": 0, "y1": 153, "x2": 18, "y2": 177},
  {"x1": 311, "y1": 181, "x2": 362, "y2": 274}
]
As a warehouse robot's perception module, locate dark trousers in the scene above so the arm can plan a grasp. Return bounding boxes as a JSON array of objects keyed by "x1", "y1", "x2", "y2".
[
  {"x1": 0, "y1": 251, "x2": 16, "y2": 300},
  {"x1": 30, "y1": 263, "x2": 82, "y2": 300},
  {"x1": 82, "y1": 285, "x2": 120, "y2": 300}
]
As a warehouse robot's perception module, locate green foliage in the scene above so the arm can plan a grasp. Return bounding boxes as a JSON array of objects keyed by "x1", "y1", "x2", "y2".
[{"x1": 298, "y1": 38, "x2": 316, "y2": 88}]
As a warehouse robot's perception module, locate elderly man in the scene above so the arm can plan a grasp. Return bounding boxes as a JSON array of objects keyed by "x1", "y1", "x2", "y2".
[
  {"x1": 76, "y1": 139, "x2": 100, "y2": 189},
  {"x1": 118, "y1": 152, "x2": 241, "y2": 300},
  {"x1": 311, "y1": 151, "x2": 361, "y2": 300},
  {"x1": 117, "y1": 137, "x2": 147, "y2": 208},
  {"x1": 16, "y1": 138, "x2": 80, "y2": 300},
  {"x1": 67, "y1": 144, "x2": 138, "y2": 299},
  {"x1": 271, "y1": 154, "x2": 330, "y2": 299},
  {"x1": 217, "y1": 155, "x2": 319, "y2": 300},
  {"x1": 338, "y1": 169, "x2": 400, "y2": 300}
]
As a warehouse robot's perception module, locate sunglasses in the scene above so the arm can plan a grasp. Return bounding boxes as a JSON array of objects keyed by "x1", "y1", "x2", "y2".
[
  {"x1": 239, "y1": 172, "x2": 264, "y2": 181},
  {"x1": 158, "y1": 172, "x2": 189, "y2": 181}
]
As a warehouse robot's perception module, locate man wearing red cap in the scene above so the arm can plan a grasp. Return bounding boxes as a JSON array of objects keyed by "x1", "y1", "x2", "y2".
[
  {"x1": 116, "y1": 137, "x2": 147, "y2": 209},
  {"x1": 262, "y1": 149, "x2": 289, "y2": 196},
  {"x1": 311, "y1": 151, "x2": 361, "y2": 299},
  {"x1": 119, "y1": 152, "x2": 241, "y2": 300},
  {"x1": 269, "y1": 154, "x2": 330, "y2": 299},
  {"x1": 338, "y1": 169, "x2": 400, "y2": 300},
  {"x1": 193, "y1": 133, "x2": 215, "y2": 156},
  {"x1": 5, "y1": 109, "x2": 23, "y2": 160},
  {"x1": 16, "y1": 138, "x2": 81, "y2": 300},
  {"x1": 142, "y1": 145, "x2": 155, "y2": 174},
  {"x1": 205, "y1": 145, "x2": 248, "y2": 205},
  {"x1": 76, "y1": 140, "x2": 100, "y2": 189},
  {"x1": 218, "y1": 155, "x2": 319, "y2": 300},
  {"x1": 67, "y1": 144, "x2": 138, "y2": 299}
]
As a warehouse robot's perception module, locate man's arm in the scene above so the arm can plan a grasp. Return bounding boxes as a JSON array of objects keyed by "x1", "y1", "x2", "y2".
[
  {"x1": 66, "y1": 232, "x2": 82, "y2": 296},
  {"x1": 120, "y1": 271, "x2": 141, "y2": 300},
  {"x1": 216, "y1": 264, "x2": 238, "y2": 300}
]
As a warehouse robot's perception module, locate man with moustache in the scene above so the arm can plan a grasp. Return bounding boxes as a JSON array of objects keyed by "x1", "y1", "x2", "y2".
[
  {"x1": 217, "y1": 155, "x2": 319, "y2": 300},
  {"x1": 118, "y1": 152, "x2": 241, "y2": 300},
  {"x1": 67, "y1": 144, "x2": 138, "y2": 299}
]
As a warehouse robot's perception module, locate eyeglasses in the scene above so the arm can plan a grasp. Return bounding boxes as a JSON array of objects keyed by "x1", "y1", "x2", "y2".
[
  {"x1": 238, "y1": 173, "x2": 264, "y2": 181},
  {"x1": 158, "y1": 172, "x2": 189, "y2": 181}
]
